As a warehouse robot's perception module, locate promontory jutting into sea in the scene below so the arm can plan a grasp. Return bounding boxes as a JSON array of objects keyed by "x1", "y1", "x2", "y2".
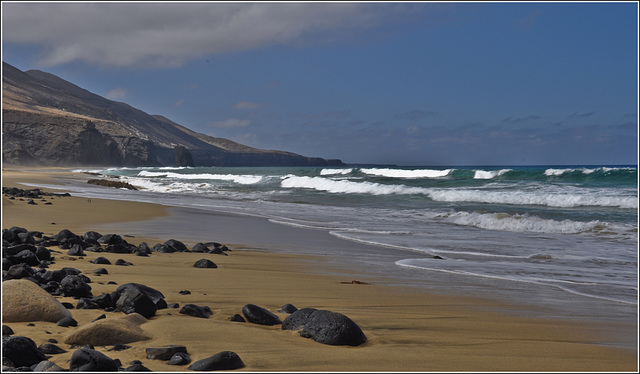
[{"x1": 68, "y1": 165, "x2": 638, "y2": 306}]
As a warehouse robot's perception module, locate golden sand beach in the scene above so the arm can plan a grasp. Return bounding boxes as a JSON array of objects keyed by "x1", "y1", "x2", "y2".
[{"x1": 1, "y1": 168, "x2": 637, "y2": 371}]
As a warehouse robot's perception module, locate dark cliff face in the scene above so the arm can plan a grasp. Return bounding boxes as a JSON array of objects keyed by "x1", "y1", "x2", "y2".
[{"x1": 2, "y1": 62, "x2": 344, "y2": 167}]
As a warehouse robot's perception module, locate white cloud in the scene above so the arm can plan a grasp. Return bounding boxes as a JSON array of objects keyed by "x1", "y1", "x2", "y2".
[
  {"x1": 2, "y1": 2, "x2": 418, "y2": 68},
  {"x1": 104, "y1": 87, "x2": 128, "y2": 100},
  {"x1": 210, "y1": 118, "x2": 251, "y2": 128}
]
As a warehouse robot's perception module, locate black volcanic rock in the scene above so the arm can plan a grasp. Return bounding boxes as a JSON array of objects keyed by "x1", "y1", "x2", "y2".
[
  {"x1": 88, "y1": 179, "x2": 138, "y2": 190},
  {"x1": 179, "y1": 304, "x2": 213, "y2": 319},
  {"x1": 242, "y1": 304, "x2": 282, "y2": 326},
  {"x1": 282, "y1": 308, "x2": 367, "y2": 346},
  {"x1": 193, "y1": 259, "x2": 217, "y2": 268},
  {"x1": 69, "y1": 348, "x2": 119, "y2": 371},
  {"x1": 3, "y1": 62, "x2": 344, "y2": 167},
  {"x1": 2, "y1": 335, "x2": 48, "y2": 367},
  {"x1": 187, "y1": 351, "x2": 245, "y2": 371}
]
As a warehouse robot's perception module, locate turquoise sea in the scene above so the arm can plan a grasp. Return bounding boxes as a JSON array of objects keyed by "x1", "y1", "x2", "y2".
[{"x1": 58, "y1": 164, "x2": 637, "y2": 308}]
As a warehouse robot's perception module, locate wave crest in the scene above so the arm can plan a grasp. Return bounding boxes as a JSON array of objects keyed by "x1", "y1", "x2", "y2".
[
  {"x1": 443, "y1": 211, "x2": 605, "y2": 234},
  {"x1": 361, "y1": 168, "x2": 452, "y2": 179},
  {"x1": 281, "y1": 176, "x2": 426, "y2": 195},
  {"x1": 137, "y1": 171, "x2": 262, "y2": 184}
]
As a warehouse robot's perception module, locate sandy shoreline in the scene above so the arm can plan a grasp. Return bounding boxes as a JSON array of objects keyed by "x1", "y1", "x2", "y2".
[{"x1": 2, "y1": 167, "x2": 637, "y2": 371}]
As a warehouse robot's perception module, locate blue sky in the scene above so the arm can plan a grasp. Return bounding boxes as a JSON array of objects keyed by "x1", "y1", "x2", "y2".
[{"x1": 2, "y1": 2, "x2": 638, "y2": 166}]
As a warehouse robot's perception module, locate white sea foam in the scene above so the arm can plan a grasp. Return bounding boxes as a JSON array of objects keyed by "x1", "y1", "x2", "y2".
[
  {"x1": 137, "y1": 171, "x2": 262, "y2": 184},
  {"x1": 443, "y1": 211, "x2": 604, "y2": 234},
  {"x1": 544, "y1": 168, "x2": 572, "y2": 176},
  {"x1": 281, "y1": 176, "x2": 427, "y2": 195},
  {"x1": 425, "y1": 188, "x2": 637, "y2": 209},
  {"x1": 124, "y1": 177, "x2": 202, "y2": 193},
  {"x1": 360, "y1": 168, "x2": 452, "y2": 179},
  {"x1": 473, "y1": 169, "x2": 512, "y2": 179},
  {"x1": 320, "y1": 168, "x2": 353, "y2": 175}
]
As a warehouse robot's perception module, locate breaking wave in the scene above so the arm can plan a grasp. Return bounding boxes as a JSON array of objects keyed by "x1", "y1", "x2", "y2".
[
  {"x1": 360, "y1": 168, "x2": 452, "y2": 179},
  {"x1": 441, "y1": 211, "x2": 606, "y2": 234},
  {"x1": 281, "y1": 175, "x2": 426, "y2": 195},
  {"x1": 137, "y1": 171, "x2": 262, "y2": 185}
]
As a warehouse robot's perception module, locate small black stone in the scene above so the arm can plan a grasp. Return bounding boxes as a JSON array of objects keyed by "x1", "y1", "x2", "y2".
[
  {"x1": 230, "y1": 314, "x2": 246, "y2": 323},
  {"x1": 168, "y1": 352, "x2": 191, "y2": 366}
]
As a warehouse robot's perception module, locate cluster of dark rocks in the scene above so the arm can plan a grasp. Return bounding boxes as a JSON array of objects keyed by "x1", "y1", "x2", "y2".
[
  {"x1": 3, "y1": 334, "x2": 244, "y2": 372},
  {"x1": 236, "y1": 303, "x2": 367, "y2": 346},
  {"x1": 87, "y1": 179, "x2": 139, "y2": 190},
  {"x1": 144, "y1": 345, "x2": 244, "y2": 370},
  {"x1": 2, "y1": 187, "x2": 70, "y2": 205},
  {"x1": 2, "y1": 225, "x2": 367, "y2": 372}
]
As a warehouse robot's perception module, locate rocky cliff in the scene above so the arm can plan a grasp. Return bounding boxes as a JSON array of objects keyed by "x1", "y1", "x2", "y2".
[{"x1": 2, "y1": 62, "x2": 343, "y2": 167}]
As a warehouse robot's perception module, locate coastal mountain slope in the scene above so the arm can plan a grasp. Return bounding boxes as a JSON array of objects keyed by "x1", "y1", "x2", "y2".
[{"x1": 2, "y1": 62, "x2": 343, "y2": 167}]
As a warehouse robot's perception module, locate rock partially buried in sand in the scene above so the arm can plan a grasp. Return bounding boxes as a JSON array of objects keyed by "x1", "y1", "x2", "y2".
[
  {"x1": 63, "y1": 313, "x2": 151, "y2": 346},
  {"x1": 282, "y1": 308, "x2": 367, "y2": 346},
  {"x1": 2, "y1": 335, "x2": 48, "y2": 367},
  {"x1": 69, "y1": 347, "x2": 119, "y2": 371},
  {"x1": 193, "y1": 258, "x2": 218, "y2": 268},
  {"x1": 56, "y1": 316, "x2": 78, "y2": 327},
  {"x1": 242, "y1": 304, "x2": 282, "y2": 326},
  {"x1": 116, "y1": 283, "x2": 166, "y2": 305},
  {"x1": 187, "y1": 351, "x2": 245, "y2": 371},
  {"x1": 60, "y1": 274, "x2": 92, "y2": 298},
  {"x1": 168, "y1": 352, "x2": 192, "y2": 365},
  {"x1": 279, "y1": 303, "x2": 298, "y2": 314},
  {"x1": 116, "y1": 289, "x2": 157, "y2": 318},
  {"x1": 2, "y1": 279, "x2": 71, "y2": 322},
  {"x1": 32, "y1": 360, "x2": 65, "y2": 372},
  {"x1": 146, "y1": 345, "x2": 188, "y2": 361},
  {"x1": 179, "y1": 304, "x2": 213, "y2": 319},
  {"x1": 37, "y1": 343, "x2": 67, "y2": 354}
]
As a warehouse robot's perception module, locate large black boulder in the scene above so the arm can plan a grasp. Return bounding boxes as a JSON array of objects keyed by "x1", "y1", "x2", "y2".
[
  {"x1": 193, "y1": 259, "x2": 217, "y2": 269},
  {"x1": 67, "y1": 244, "x2": 85, "y2": 256},
  {"x1": 98, "y1": 234, "x2": 126, "y2": 245},
  {"x1": 69, "y1": 348, "x2": 119, "y2": 371},
  {"x1": 135, "y1": 242, "x2": 152, "y2": 256},
  {"x1": 241, "y1": 304, "x2": 282, "y2": 326},
  {"x1": 83, "y1": 231, "x2": 103, "y2": 242},
  {"x1": 7, "y1": 249, "x2": 40, "y2": 266},
  {"x1": 190, "y1": 243, "x2": 209, "y2": 253},
  {"x1": 164, "y1": 239, "x2": 189, "y2": 252},
  {"x1": 2, "y1": 257, "x2": 13, "y2": 271},
  {"x1": 91, "y1": 257, "x2": 112, "y2": 265},
  {"x1": 35, "y1": 246, "x2": 51, "y2": 261},
  {"x1": 4, "y1": 243, "x2": 36, "y2": 256},
  {"x1": 115, "y1": 289, "x2": 157, "y2": 319},
  {"x1": 282, "y1": 308, "x2": 367, "y2": 346},
  {"x1": 56, "y1": 229, "x2": 78, "y2": 243},
  {"x1": 2, "y1": 335, "x2": 48, "y2": 367},
  {"x1": 116, "y1": 283, "x2": 165, "y2": 306},
  {"x1": 3, "y1": 263, "x2": 39, "y2": 281},
  {"x1": 60, "y1": 274, "x2": 92, "y2": 298},
  {"x1": 187, "y1": 351, "x2": 245, "y2": 371}
]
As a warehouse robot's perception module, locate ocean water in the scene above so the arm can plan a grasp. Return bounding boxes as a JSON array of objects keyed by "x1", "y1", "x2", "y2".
[{"x1": 65, "y1": 164, "x2": 638, "y2": 308}]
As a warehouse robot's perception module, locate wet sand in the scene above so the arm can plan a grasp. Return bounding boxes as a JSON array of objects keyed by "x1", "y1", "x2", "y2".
[{"x1": 2, "y1": 168, "x2": 637, "y2": 371}]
